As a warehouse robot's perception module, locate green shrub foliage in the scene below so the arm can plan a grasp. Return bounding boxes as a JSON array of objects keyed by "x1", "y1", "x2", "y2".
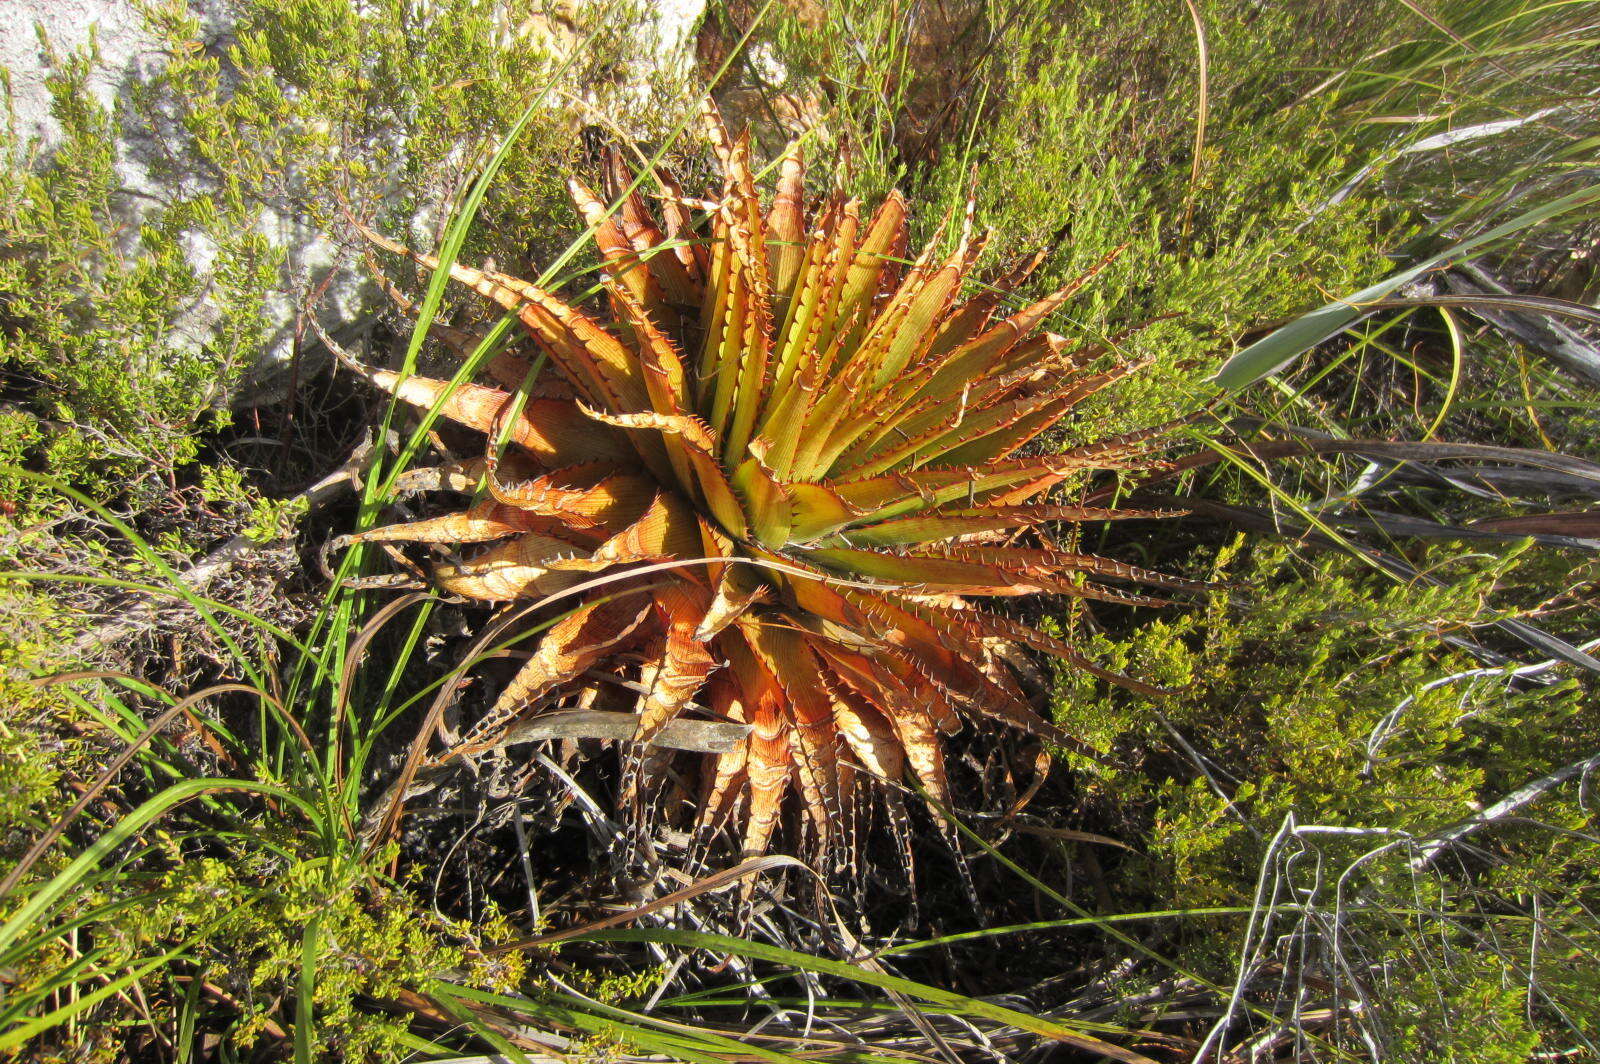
[
  {"x1": 1054, "y1": 538, "x2": 1600, "y2": 1056},
  {"x1": 0, "y1": 0, "x2": 686, "y2": 516},
  {"x1": 0, "y1": 33, "x2": 278, "y2": 512}
]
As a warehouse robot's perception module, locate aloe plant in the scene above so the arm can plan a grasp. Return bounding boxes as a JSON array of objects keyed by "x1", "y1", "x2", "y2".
[{"x1": 349, "y1": 104, "x2": 1194, "y2": 861}]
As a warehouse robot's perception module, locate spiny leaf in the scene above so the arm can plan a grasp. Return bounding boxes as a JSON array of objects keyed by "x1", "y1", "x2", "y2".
[
  {"x1": 837, "y1": 503, "x2": 1185, "y2": 549},
  {"x1": 432, "y1": 533, "x2": 590, "y2": 602},
  {"x1": 370, "y1": 370, "x2": 630, "y2": 466},
  {"x1": 731, "y1": 446, "x2": 795, "y2": 548},
  {"x1": 475, "y1": 596, "x2": 653, "y2": 737},
  {"x1": 636, "y1": 583, "x2": 719, "y2": 741},
  {"x1": 578, "y1": 405, "x2": 749, "y2": 539},
  {"x1": 351, "y1": 500, "x2": 558, "y2": 545}
]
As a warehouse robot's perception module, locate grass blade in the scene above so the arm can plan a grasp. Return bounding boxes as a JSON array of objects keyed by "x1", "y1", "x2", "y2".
[{"x1": 1213, "y1": 181, "x2": 1600, "y2": 390}]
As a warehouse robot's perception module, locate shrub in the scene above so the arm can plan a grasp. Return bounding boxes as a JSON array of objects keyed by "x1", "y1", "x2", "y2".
[
  {"x1": 0, "y1": 0, "x2": 688, "y2": 517},
  {"x1": 0, "y1": 34, "x2": 278, "y2": 513},
  {"x1": 1053, "y1": 537, "x2": 1600, "y2": 1053}
]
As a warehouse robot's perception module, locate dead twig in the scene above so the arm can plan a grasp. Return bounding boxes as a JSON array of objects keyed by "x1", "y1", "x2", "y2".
[
  {"x1": 68, "y1": 442, "x2": 372, "y2": 660},
  {"x1": 1412, "y1": 749, "x2": 1600, "y2": 871}
]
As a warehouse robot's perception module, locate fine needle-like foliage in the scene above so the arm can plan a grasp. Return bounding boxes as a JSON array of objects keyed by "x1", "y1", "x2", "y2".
[{"x1": 348, "y1": 102, "x2": 1197, "y2": 864}]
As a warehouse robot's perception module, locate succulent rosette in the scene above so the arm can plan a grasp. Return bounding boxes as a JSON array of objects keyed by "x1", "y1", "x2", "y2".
[{"x1": 350, "y1": 106, "x2": 1194, "y2": 862}]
